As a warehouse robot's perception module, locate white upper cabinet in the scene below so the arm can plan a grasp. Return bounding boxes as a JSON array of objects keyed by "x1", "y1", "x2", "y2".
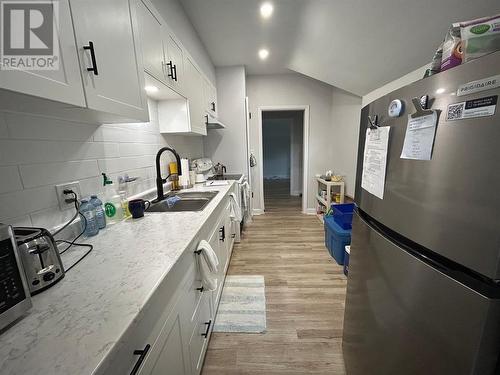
[
  {"x1": 70, "y1": 0, "x2": 148, "y2": 121},
  {"x1": 136, "y1": 0, "x2": 186, "y2": 97},
  {"x1": 136, "y1": 0, "x2": 166, "y2": 84},
  {"x1": 185, "y1": 57, "x2": 207, "y2": 136},
  {"x1": 0, "y1": 0, "x2": 85, "y2": 107},
  {"x1": 203, "y1": 78, "x2": 217, "y2": 117},
  {"x1": 164, "y1": 33, "x2": 185, "y2": 95}
]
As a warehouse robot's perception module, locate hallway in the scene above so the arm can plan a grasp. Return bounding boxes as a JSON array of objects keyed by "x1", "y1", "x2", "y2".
[{"x1": 202, "y1": 180, "x2": 347, "y2": 374}]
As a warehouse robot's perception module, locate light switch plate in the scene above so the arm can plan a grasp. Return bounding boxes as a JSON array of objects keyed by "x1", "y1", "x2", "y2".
[{"x1": 55, "y1": 181, "x2": 81, "y2": 210}]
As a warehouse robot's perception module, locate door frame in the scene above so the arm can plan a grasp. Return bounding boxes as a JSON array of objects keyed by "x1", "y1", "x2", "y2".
[{"x1": 257, "y1": 105, "x2": 310, "y2": 214}]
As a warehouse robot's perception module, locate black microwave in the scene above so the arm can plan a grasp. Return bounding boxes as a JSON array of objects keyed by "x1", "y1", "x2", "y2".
[{"x1": 0, "y1": 224, "x2": 32, "y2": 331}]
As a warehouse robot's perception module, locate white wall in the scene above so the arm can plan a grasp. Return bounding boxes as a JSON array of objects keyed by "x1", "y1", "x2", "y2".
[
  {"x1": 203, "y1": 66, "x2": 248, "y2": 175},
  {"x1": 247, "y1": 73, "x2": 337, "y2": 213},
  {"x1": 151, "y1": 0, "x2": 216, "y2": 84},
  {"x1": 362, "y1": 64, "x2": 428, "y2": 107},
  {"x1": 0, "y1": 100, "x2": 203, "y2": 229},
  {"x1": 331, "y1": 89, "x2": 362, "y2": 197}
]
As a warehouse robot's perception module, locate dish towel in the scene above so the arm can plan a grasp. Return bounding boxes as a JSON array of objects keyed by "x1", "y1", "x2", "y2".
[
  {"x1": 229, "y1": 193, "x2": 242, "y2": 222},
  {"x1": 197, "y1": 240, "x2": 219, "y2": 291},
  {"x1": 241, "y1": 181, "x2": 250, "y2": 209}
]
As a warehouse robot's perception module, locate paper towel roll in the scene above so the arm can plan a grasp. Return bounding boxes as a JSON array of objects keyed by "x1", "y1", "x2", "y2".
[{"x1": 179, "y1": 158, "x2": 190, "y2": 187}]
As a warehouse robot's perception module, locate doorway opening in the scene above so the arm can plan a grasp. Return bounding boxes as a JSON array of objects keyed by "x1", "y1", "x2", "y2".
[{"x1": 261, "y1": 109, "x2": 306, "y2": 213}]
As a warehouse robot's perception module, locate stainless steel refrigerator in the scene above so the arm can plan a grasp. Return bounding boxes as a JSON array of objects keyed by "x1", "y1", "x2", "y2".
[{"x1": 343, "y1": 51, "x2": 500, "y2": 375}]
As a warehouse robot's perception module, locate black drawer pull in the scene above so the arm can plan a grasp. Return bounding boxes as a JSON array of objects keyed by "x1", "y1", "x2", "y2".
[
  {"x1": 172, "y1": 64, "x2": 178, "y2": 81},
  {"x1": 130, "y1": 344, "x2": 150, "y2": 375},
  {"x1": 232, "y1": 233, "x2": 236, "y2": 238},
  {"x1": 83, "y1": 41, "x2": 98, "y2": 75},
  {"x1": 219, "y1": 226, "x2": 225, "y2": 242},
  {"x1": 166, "y1": 61, "x2": 174, "y2": 79},
  {"x1": 202, "y1": 320, "x2": 212, "y2": 338},
  {"x1": 211, "y1": 102, "x2": 216, "y2": 112},
  {"x1": 196, "y1": 285, "x2": 204, "y2": 292}
]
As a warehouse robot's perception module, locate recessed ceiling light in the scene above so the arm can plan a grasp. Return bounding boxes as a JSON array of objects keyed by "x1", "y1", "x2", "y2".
[
  {"x1": 260, "y1": 2, "x2": 273, "y2": 18},
  {"x1": 258, "y1": 49, "x2": 269, "y2": 60},
  {"x1": 145, "y1": 85, "x2": 159, "y2": 93},
  {"x1": 435, "y1": 88, "x2": 446, "y2": 94}
]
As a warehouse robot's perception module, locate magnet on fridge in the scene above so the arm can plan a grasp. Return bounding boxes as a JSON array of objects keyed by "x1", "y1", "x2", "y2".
[{"x1": 388, "y1": 99, "x2": 404, "y2": 118}]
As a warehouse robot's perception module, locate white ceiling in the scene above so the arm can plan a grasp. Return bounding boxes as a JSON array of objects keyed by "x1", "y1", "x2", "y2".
[{"x1": 181, "y1": 0, "x2": 500, "y2": 96}]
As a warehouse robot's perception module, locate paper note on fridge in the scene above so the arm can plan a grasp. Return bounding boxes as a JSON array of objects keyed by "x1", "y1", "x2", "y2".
[
  {"x1": 401, "y1": 111, "x2": 438, "y2": 161},
  {"x1": 361, "y1": 126, "x2": 390, "y2": 200}
]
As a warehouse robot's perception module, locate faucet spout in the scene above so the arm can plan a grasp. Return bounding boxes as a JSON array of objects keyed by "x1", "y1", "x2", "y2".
[{"x1": 155, "y1": 147, "x2": 182, "y2": 202}]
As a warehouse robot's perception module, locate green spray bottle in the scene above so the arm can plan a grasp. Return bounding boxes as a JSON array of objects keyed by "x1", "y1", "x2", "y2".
[{"x1": 102, "y1": 173, "x2": 124, "y2": 224}]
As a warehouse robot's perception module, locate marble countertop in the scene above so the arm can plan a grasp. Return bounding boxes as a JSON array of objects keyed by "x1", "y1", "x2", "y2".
[{"x1": 0, "y1": 182, "x2": 235, "y2": 375}]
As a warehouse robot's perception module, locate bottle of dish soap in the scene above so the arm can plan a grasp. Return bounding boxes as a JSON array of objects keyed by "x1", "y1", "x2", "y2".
[{"x1": 102, "y1": 173, "x2": 123, "y2": 224}]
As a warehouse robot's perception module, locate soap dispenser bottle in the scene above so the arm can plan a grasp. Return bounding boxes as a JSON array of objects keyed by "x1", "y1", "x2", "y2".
[{"x1": 102, "y1": 173, "x2": 124, "y2": 224}]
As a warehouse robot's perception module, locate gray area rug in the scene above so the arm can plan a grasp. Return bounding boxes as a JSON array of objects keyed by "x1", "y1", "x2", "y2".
[{"x1": 213, "y1": 275, "x2": 266, "y2": 333}]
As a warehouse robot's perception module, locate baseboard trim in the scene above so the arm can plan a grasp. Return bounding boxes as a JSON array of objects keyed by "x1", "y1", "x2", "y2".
[
  {"x1": 290, "y1": 190, "x2": 302, "y2": 196},
  {"x1": 252, "y1": 209, "x2": 264, "y2": 215},
  {"x1": 304, "y1": 208, "x2": 316, "y2": 215}
]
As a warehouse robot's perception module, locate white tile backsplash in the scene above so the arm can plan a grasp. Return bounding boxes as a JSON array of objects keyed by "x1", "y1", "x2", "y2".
[
  {"x1": 97, "y1": 155, "x2": 150, "y2": 174},
  {"x1": 0, "y1": 166, "x2": 23, "y2": 193},
  {"x1": 0, "y1": 113, "x2": 8, "y2": 138},
  {"x1": 60, "y1": 141, "x2": 120, "y2": 161},
  {"x1": 118, "y1": 143, "x2": 158, "y2": 157},
  {"x1": 0, "y1": 99, "x2": 204, "y2": 228},
  {"x1": 93, "y1": 125, "x2": 158, "y2": 144},
  {"x1": 4, "y1": 215, "x2": 32, "y2": 227},
  {"x1": 5, "y1": 112, "x2": 97, "y2": 141},
  {"x1": 20, "y1": 160, "x2": 101, "y2": 188},
  {"x1": 0, "y1": 139, "x2": 66, "y2": 165}
]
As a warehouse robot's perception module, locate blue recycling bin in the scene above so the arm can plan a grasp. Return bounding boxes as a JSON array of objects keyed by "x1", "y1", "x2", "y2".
[
  {"x1": 324, "y1": 216, "x2": 351, "y2": 265},
  {"x1": 331, "y1": 203, "x2": 355, "y2": 230}
]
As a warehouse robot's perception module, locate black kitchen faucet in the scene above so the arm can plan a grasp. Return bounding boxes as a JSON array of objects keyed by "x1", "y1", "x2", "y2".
[{"x1": 155, "y1": 147, "x2": 182, "y2": 202}]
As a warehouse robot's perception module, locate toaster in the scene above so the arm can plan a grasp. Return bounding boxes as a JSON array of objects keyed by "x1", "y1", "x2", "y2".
[{"x1": 14, "y1": 227, "x2": 64, "y2": 295}]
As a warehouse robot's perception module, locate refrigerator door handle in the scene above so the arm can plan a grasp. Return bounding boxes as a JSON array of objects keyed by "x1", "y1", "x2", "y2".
[
  {"x1": 357, "y1": 208, "x2": 500, "y2": 298},
  {"x1": 357, "y1": 208, "x2": 449, "y2": 273}
]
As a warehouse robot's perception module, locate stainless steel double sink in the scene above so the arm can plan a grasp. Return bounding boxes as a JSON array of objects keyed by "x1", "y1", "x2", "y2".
[{"x1": 147, "y1": 191, "x2": 218, "y2": 212}]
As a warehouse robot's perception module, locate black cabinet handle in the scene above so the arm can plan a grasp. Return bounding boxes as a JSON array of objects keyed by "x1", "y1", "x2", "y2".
[
  {"x1": 205, "y1": 114, "x2": 209, "y2": 125},
  {"x1": 232, "y1": 233, "x2": 236, "y2": 239},
  {"x1": 83, "y1": 41, "x2": 98, "y2": 75},
  {"x1": 166, "y1": 61, "x2": 174, "y2": 79},
  {"x1": 202, "y1": 320, "x2": 212, "y2": 337},
  {"x1": 211, "y1": 102, "x2": 216, "y2": 112},
  {"x1": 219, "y1": 226, "x2": 225, "y2": 242},
  {"x1": 172, "y1": 64, "x2": 178, "y2": 81},
  {"x1": 130, "y1": 344, "x2": 150, "y2": 375},
  {"x1": 196, "y1": 285, "x2": 204, "y2": 292}
]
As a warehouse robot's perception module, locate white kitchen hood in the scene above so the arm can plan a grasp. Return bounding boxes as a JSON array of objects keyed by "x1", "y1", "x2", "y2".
[{"x1": 205, "y1": 113, "x2": 226, "y2": 129}]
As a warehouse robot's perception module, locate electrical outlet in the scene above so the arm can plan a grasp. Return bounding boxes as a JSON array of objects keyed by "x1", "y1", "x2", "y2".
[{"x1": 55, "y1": 181, "x2": 82, "y2": 210}]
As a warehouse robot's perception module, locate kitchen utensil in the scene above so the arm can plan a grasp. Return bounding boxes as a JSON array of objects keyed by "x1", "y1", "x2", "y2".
[
  {"x1": 195, "y1": 174, "x2": 206, "y2": 183},
  {"x1": 128, "y1": 199, "x2": 151, "y2": 219},
  {"x1": 14, "y1": 226, "x2": 64, "y2": 295},
  {"x1": 213, "y1": 163, "x2": 227, "y2": 177},
  {"x1": 0, "y1": 224, "x2": 32, "y2": 330}
]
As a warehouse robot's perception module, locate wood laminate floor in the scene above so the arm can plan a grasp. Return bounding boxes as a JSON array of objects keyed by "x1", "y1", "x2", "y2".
[{"x1": 202, "y1": 179, "x2": 347, "y2": 374}]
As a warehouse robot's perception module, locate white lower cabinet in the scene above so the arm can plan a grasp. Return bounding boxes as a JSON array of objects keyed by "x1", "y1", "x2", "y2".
[
  {"x1": 109, "y1": 194, "x2": 235, "y2": 375},
  {"x1": 212, "y1": 214, "x2": 227, "y2": 311},
  {"x1": 187, "y1": 292, "x2": 213, "y2": 374},
  {"x1": 136, "y1": 306, "x2": 189, "y2": 375}
]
